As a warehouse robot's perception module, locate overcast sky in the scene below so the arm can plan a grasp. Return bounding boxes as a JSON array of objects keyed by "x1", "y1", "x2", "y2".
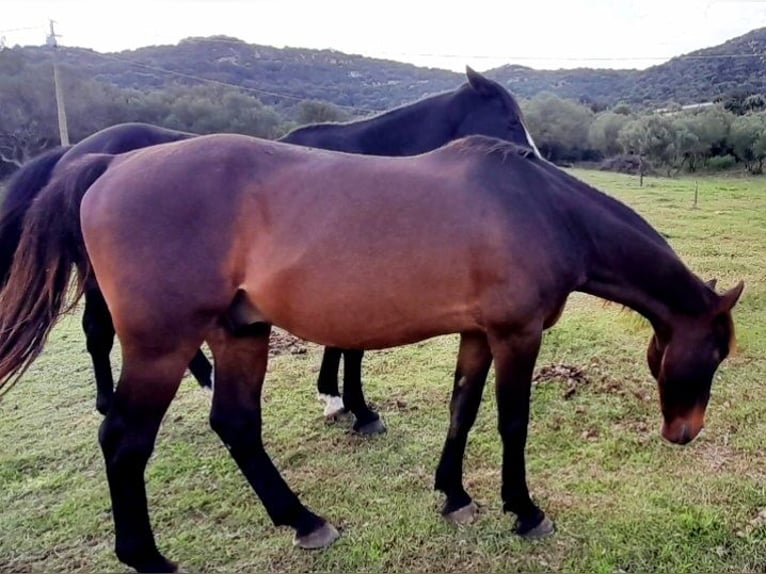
[{"x1": 3, "y1": 0, "x2": 765, "y2": 72}]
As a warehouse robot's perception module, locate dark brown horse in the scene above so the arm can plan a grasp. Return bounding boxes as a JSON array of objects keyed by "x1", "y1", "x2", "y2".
[
  {"x1": 0, "y1": 66, "x2": 538, "y2": 432},
  {"x1": 0, "y1": 134, "x2": 742, "y2": 573}
]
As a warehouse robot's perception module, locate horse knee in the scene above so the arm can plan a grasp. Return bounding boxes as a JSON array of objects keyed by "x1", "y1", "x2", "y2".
[{"x1": 497, "y1": 416, "x2": 528, "y2": 440}]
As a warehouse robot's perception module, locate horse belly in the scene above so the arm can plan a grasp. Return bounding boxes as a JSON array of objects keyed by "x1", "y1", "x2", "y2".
[{"x1": 243, "y1": 250, "x2": 480, "y2": 350}]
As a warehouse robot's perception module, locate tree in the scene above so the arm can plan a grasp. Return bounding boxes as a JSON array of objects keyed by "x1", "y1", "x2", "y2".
[
  {"x1": 744, "y1": 94, "x2": 766, "y2": 114},
  {"x1": 612, "y1": 102, "x2": 632, "y2": 115},
  {"x1": 0, "y1": 57, "x2": 59, "y2": 166},
  {"x1": 295, "y1": 100, "x2": 348, "y2": 125},
  {"x1": 618, "y1": 114, "x2": 675, "y2": 183},
  {"x1": 588, "y1": 111, "x2": 631, "y2": 157},
  {"x1": 730, "y1": 112, "x2": 766, "y2": 174},
  {"x1": 521, "y1": 93, "x2": 595, "y2": 162},
  {"x1": 669, "y1": 106, "x2": 734, "y2": 171}
]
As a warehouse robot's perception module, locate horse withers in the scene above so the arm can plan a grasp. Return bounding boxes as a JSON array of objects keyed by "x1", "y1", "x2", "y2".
[{"x1": 0, "y1": 133, "x2": 742, "y2": 572}]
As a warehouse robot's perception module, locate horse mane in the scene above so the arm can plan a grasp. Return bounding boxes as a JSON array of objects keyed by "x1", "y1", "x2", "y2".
[
  {"x1": 448, "y1": 135, "x2": 673, "y2": 254},
  {"x1": 445, "y1": 135, "x2": 539, "y2": 161}
]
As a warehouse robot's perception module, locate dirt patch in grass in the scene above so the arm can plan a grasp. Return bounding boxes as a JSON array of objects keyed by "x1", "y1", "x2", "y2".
[{"x1": 270, "y1": 328, "x2": 310, "y2": 356}]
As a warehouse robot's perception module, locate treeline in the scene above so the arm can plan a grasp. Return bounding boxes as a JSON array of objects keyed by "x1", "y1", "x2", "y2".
[
  {"x1": 0, "y1": 53, "x2": 352, "y2": 176},
  {"x1": 520, "y1": 93, "x2": 766, "y2": 175},
  {"x1": 3, "y1": 51, "x2": 766, "y2": 180}
]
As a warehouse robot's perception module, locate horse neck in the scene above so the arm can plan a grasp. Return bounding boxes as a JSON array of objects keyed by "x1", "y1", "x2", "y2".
[
  {"x1": 288, "y1": 91, "x2": 455, "y2": 155},
  {"x1": 577, "y1": 204, "x2": 713, "y2": 331}
]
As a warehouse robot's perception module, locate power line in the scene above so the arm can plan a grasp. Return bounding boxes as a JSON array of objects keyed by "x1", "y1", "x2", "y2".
[
  {"x1": 172, "y1": 35, "x2": 766, "y2": 63},
  {"x1": 373, "y1": 51, "x2": 766, "y2": 63},
  {"x1": 0, "y1": 26, "x2": 42, "y2": 34}
]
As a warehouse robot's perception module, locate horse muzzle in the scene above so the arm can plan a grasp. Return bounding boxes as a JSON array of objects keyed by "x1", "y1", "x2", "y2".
[{"x1": 661, "y1": 405, "x2": 706, "y2": 445}]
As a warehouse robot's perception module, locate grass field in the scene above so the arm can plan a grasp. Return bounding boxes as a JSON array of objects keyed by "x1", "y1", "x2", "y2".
[{"x1": 1, "y1": 170, "x2": 764, "y2": 573}]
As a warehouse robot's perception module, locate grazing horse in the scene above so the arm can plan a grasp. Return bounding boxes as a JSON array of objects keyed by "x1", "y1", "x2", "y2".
[
  {"x1": 0, "y1": 66, "x2": 539, "y2": 430},
  {"x1": 0, "y1": 134, "x2": 742, "y2": 572}
]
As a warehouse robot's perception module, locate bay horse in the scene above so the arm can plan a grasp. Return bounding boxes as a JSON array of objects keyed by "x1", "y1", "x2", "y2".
[
  {"x1": 0, "y1": 133, "x2": 742, "y2": 572},
  {"x1": 0, "y1": 66, "x2": 539, "y2": 431}
]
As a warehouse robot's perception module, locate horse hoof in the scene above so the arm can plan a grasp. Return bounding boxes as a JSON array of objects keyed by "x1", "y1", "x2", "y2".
[
  {"x1": 293, "y1": 521, "x2": 340, "y2": 550},
  {"x1": 518, "y1": 516, "x2": 555, "y2": 540},
  {"x1": 353, "y1": 417, "x2": 387, "y2": 435},
  {"x1": 319, "y1": 394, "x2": 346, "y2": 418},
  {"x1": 444, "y1": 501, "x2": 479, "y2": 525},
  {"x1": 121, "y1": 552, "x2": 178, "y2": 573}
]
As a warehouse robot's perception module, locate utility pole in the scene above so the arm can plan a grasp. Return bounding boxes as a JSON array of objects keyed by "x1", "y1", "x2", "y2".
[{"x1": 47, "y1": 20, "x2": 69, "y2": 146}]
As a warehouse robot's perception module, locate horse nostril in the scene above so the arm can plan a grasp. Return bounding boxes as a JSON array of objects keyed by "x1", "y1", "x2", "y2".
[{"x1": 662, "y1": 420, "x2": 697, "y2": 445}]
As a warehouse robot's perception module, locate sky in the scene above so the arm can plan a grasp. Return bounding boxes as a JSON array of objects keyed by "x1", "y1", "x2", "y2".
[{"x1": 2, "y1": 0, "x2": 765, "y2": 72}]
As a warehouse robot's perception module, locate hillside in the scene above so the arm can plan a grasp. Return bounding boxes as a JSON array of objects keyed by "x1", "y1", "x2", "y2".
[
  {"x1": 7, "y1": 26, "x2": 766, "y2": 114},
  {"x1": 13, "y1": 37, "x2": 465, "y2": 117},
  {"x1": 633, "y1": 27, "x2": 766, "y2": 103}
]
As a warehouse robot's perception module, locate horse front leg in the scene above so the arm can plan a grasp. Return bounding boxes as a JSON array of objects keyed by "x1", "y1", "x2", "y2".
[
  {"x1": 341, "y1": 349, "x2": 385, "y2": 435},
  {"x1": 209, "y1": 323, "x2": 339, "y2": 549},
  {"x1": 434, "y1": 331, "x2": 492, "y2": 523},
  {"x1": 489, "y1": 324, "x2": 555, "y2": 538}
]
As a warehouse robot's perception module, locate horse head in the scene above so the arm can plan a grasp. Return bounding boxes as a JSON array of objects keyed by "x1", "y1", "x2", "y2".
[
  {"x1": 453, "y1": 66, "x2": 541, "y2": 158},
  {"x1": 647, "y1": 279, "x2": 744, "y2": 444}
]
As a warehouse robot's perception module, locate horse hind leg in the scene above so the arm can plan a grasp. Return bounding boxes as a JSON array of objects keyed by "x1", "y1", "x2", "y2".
[
  {"x1": 82, "y1": 287, "x2": 116, "y2": 415},
  {"x1": 341, "y1": 349, "x2": 385, "y2": 435},
  {"x1": 186, "y1": 347, "x2": 213, "y2": 389},
  {"x1": 98, "y1": 336, "x2": 201, "y2": 572},
  {"x1": 316, "y1": 346, "x2": 345, "y2": 417},
  {"x1": 207, "y1": 321, "x2": 339, "y2": 549}
]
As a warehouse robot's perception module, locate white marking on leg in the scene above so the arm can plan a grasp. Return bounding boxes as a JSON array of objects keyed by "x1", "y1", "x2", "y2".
[{"x1": 318, "y1": 393, "x2": 345, "y2": 418}]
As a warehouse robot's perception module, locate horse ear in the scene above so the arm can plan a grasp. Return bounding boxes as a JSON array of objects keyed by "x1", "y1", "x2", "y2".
[
  {"x1": 705, "y1": 278, "x2": 718, "y2": 291},
  {"x1": 465, "y1": 66, "x2": 496, "y2": 97},
  {"x1": 717, "y1": 280, "x2": 745, "y2": 312}
]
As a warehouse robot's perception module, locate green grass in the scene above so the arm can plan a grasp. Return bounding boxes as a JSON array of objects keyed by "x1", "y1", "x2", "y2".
[{"x1": 1, "y1": 170, "x2": 765, "y2": 573}]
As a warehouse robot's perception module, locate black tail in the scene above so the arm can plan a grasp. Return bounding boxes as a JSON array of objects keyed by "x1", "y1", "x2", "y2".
[
  {"x1": 0, "y1": 153, "x2": 114, "y2": 396},
  {"x1": 0, "y1": 146, "x2": 72, "y2": 287}
]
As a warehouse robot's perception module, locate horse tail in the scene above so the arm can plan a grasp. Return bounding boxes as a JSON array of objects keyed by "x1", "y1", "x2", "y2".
[
  {"x1": 0, "y1": 146, "x2": 72, "y2": 287},
  {"x1": 0, "y1": 153, "x2": 114, "y2": 396}
]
